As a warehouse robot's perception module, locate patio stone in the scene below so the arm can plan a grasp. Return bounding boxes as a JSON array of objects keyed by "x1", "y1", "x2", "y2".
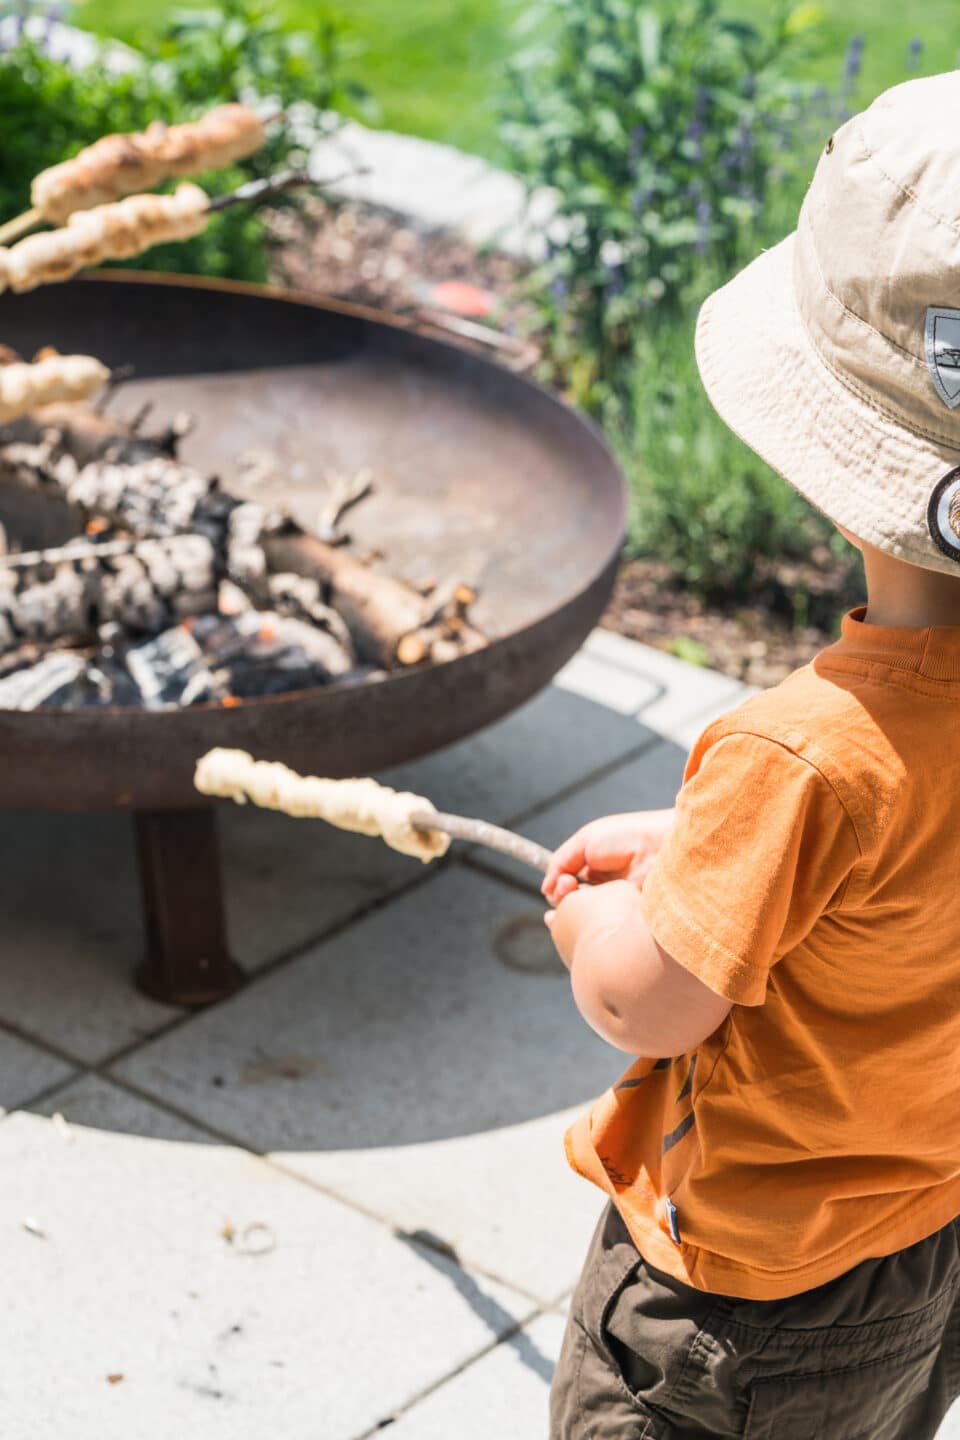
[
  {"x1": 0, "y1": 1027, "x2": 75, "y2": 1111},
  {"x1": 553, "y1": 648, "x2": 660, "y2": 715},
  {"x1": 276, "y1": 1107, "x2": 607, "y2": 1304},
  {"x1": 381, "y1": 681, "x2": 657, "y2": 829},
  {"x1": 383, "y1": 1311, "x2": 567, "y2": 1438},
  {"x1": 9, "y1": 1076, "x2": 535, "y2": 1440},
  {"x1": 0, "y1": 809, "x2": 178, "y2": 1065},
  {"x1": 112, "y1": 866, "x2": 623, "y2": 1300},
  {"x1": 477, "y1": 738, "x2": 689, "y2": 892},
  {"x1": 0, "y1": 803, "x2": 418, "y2": 1066},
  {"x1": 583, "y1": 629, "x2": 748, "y2": 741}
]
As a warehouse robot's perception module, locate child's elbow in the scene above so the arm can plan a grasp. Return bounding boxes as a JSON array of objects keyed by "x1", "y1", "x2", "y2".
[{"x1": 573, "y1": 941, "x2": 734, "y2": 1058}]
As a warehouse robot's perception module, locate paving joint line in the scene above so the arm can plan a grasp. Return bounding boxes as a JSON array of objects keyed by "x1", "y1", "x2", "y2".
[
  {"x1": 352, "y1": 1306, "x2": 548, "y2": 1440},
  {"x1": 59, "y1": 1068, "x2": 555, "y2": 1313},
  {"x1": 96, "y1": 860, "x2": 449, "y2": 1071},
  {"x1": 0, "y1": 1070, "x2": 87, "y2": 1124},
  {"x1": 264, "y1": 1150, "x2": 551, "y2": 1307},
  {"x1": 0, "y1": 1013, "x2": 91, "y2": 1073},
  {"x1": 500, "y1": 730, "x2": 666, "y2": 835}
]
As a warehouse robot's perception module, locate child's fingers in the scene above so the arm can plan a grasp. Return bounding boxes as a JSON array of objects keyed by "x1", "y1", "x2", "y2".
[
  {"x1": 553, "y1": 873, "x2": 579, "y2": 902},
  {"x1": 543, "y1": 909, "x2": 555, "y2": 929},
  {"x1": 542, "y1": 832, "x2": 589, "y2": 896}
]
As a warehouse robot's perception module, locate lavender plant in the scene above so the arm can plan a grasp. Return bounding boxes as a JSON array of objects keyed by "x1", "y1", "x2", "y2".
[{"x1": 502, "y1": 0, "x2": 823, "y2": 411}]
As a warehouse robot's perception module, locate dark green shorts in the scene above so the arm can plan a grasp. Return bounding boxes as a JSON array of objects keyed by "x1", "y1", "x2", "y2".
[{"x1": 551, "y1": 1202, "x2": 960, "y2": 1439}]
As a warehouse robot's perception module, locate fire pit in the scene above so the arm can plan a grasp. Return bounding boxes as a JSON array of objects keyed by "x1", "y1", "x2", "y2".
[{"x1": 0, "y1": 271, "x2": 626, "y2": 1003}]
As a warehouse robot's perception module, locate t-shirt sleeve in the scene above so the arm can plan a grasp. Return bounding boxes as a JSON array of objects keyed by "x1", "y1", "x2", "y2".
[{"x1": 641, "y1": 731, "x2": 861, "y2": 1007}]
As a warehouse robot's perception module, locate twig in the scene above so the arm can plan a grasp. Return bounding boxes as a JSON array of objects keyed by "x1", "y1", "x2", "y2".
[
  {"x1": 410, "y1": 809, "x2": 553, "y2": 875},
  {"x1": 0, "y1": 206, "x2": 41, "y2": 246},
  {"x1": 207, "y1": 165, "x2": 370, "y2": 214}
]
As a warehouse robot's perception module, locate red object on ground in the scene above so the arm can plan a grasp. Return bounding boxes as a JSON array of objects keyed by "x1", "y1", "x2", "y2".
[{"x1": 428, "y1": 280, "x2": 494, "y2": 318}]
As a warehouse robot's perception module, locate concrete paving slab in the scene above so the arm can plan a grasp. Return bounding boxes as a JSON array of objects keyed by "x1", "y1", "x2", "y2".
[
  {"x1": 277, "y1": 1108, "x2": 606, "y2": 1304},
  {"x1": 9, "y1": 1075, "x2": 535, "y2": 1440},
  {"x1": 478, "y1": 739, "x2": 689, "y2": 892},
  {"x1": 220, "y1": 804, "x2": 424, "y2": 969},
  {"x1": 0, "y1": 809, "x2": 178, "y2": 1064},
  {"x1": 112, "y1": 867, "x2": 623, "y2": 1300},
  {"x1": 0, "y1": 1027, "x2": 75, "y2": 1111},
  {"x1": 670, "y1": 684, "x2": 759, "y2": 750},
  {"x1": 583, "y1": 630, "x2": 747, "y2": 742},
  {"x1": 381, "y1": 682, "x2": 657, "y2": 830},
  {"x1": 384, "y1": 1311, "x2": 567, "y2": 1439},
  {"x1": 0, "y1": 802, "x2": 418, "y2": 1066},
  {"x1": 309, "y1": 118, "x2": 554, "y2": 259},
  {"x1": 554, "y1": 649, "x2": 660, "y2": 715}
]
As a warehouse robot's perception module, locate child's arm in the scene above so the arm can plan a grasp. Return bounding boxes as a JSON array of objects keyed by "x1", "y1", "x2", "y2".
[{"x1": 546, "y1": 879, "x2": 733, "y2": 1057}]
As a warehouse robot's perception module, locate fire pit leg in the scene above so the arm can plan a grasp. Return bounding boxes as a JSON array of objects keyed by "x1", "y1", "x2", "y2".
[{"x1": 134, "y1": 809, "x2": 246, "y2": 1007}]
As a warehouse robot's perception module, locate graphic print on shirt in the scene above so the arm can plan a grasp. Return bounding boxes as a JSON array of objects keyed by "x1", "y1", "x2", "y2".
[{"x1": 662, "y1": 1052, "x2": 698, "y2": 1155}]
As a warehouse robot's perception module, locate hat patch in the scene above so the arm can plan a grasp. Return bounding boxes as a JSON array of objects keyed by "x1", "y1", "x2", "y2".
[
  {"x1": 926, "y1": 308, "x2": 960, "y2": 409},
  {"x1": 928, "y1": 467, "x2": 960, "y2": 561}
]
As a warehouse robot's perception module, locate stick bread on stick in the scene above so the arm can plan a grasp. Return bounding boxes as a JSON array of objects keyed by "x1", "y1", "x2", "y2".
[
  {"x1": 0, "y1": 185, "x2": 208, "y2": 294},
  {"x1": 31, "y1": 104, "x2": 266, "y2": 224},
  {"x1": 195, "y1": 748, "x2": 451, "y2": 864},
  {"x1": 0, "y1": 355, "x2": 110, "y2": 423}
]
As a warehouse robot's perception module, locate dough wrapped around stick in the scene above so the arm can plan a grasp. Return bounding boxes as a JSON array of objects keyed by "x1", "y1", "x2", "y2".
[
  {"x1": 30, "y1": 104, "x2": 266, "y2": 225},
  {"x1": 0, "y1": 184, "x2": 209, "y2": 294},
  {"x1": 195, "y1": 747, "x2": 556, "y2": 873},
  {"x1": 195, "y1": 747, "x2": 451, "y2": 864},
  {"x1": 0, "y1": 355, "x2": 110, "y2": 424}
]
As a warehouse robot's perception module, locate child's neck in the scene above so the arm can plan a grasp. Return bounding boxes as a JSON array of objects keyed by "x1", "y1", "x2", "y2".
[{"x1": 862, "y1": 542, "x2": 960, "y2": 629}]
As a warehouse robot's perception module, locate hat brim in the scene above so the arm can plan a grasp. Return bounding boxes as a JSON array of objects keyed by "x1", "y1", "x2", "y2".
[{"x1": 695, "y1": 233, "x2": 960, "y2": 575}]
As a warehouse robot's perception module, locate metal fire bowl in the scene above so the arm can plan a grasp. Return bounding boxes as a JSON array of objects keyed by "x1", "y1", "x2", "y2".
[{"x1": 0, "y1": 273, "x2": 627, "y2": 812}]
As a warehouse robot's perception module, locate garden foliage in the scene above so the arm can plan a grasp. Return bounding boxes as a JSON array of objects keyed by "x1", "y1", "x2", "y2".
[
  {"x1": 0, "y1": 0, "x2": 362, "y2": 282},
  {"x1": 502, "y1": 0, "x2": 871, "y2": 599},
  {"x1": 504, "y1": 0, "x2": 824, "y2": 406}
]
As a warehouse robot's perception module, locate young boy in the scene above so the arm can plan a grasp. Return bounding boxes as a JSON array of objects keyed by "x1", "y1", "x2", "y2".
[{"x1": 543, "y1": 71, "x2": 960, "y2": 1440}]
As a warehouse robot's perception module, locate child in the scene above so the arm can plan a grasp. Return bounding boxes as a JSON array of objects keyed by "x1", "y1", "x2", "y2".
[{"x1": 543, "y1": 71, "x2": 960, "y2": 1440}]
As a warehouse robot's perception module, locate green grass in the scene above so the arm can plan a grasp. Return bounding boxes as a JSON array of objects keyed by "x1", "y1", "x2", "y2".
[
  {"x1": 70, "y1": 0, "x2": 526, "y2": 158},
  {"x1": 72, "y1": 0, "x2": 960, "y2": 158}
]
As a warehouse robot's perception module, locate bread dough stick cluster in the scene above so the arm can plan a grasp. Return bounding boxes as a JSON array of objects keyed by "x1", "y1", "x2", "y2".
[
  {"x1": 32, "y1": 104, "x2": 266, "y2": 224},
  {"x1": 195, "y1": 747, "x2": 451, "y2": 863},
  {"x1": 0, "y1": 354, "x2": 110, "y2": 423},
  {"x1": 0, "y1": 185, "x2": 209, "y2": 294}
]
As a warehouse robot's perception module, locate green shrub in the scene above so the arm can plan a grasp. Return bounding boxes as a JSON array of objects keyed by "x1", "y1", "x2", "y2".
[
  {"x1": 0, "y1": 0, "x2": 363, "y2": 283},
  {"x1": 502, "y1": 0, "x2": 824, "y2": 411},
  {"x1": 621, "y1": 317, "x2": 850, "y2": 600}
]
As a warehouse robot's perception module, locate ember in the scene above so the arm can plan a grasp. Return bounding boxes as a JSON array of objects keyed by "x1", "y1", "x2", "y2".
[{"x1": 0, "y1": 387, "x2": 481, "y2": 709}]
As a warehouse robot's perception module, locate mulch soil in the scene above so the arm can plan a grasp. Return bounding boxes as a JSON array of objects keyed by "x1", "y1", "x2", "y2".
[{"x1": 271, "y1": 200, "x2": 864, "y2": 688}]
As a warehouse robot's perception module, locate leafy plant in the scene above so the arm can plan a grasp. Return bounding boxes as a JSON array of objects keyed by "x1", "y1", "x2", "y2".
[
  {"x1": 620, "y1": 317, "x2": 850, "y2": 600},
  {"x1": 0, "y1": 0, "x2": 365, "y2": 282},
  {"x1": 502, "y1": 0, "x2": 825, "y2": 411}
]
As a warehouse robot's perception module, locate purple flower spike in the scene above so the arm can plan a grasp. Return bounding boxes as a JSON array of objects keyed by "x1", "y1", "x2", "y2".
[
  {"x1": 695, "y1": 198, "x2": 712, "y2": 257},
  {"x1": 907, "y1": 37, "x2": 924, "y2": 71}
]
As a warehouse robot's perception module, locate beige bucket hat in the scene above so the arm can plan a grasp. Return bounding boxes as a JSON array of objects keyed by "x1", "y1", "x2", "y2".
[{"x1": 696, "y1": 71, "x2": 960, "y2": 575}]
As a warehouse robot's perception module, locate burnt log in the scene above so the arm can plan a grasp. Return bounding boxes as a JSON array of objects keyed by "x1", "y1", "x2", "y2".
[
  {"x1": 0, "y1": 409, "x2": 488, "y2": 668},
  {"x1": 0, "y1": 533, "x2": 217, "y2": 647}
]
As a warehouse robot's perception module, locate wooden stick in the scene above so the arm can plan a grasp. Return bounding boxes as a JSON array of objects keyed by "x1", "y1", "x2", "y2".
[
  {"x1": 410, "y1": 809, "x2": 553, "y2": 876},
  {"x1": 0, "y1": 207, "x2": 40, "y2": 246},
  {"x1": 262, "y1": 530, "x2": 431, "y2": 666}
]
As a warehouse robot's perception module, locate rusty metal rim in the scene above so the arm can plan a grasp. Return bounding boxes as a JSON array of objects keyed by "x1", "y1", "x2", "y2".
[{"x1": 18, "y1": 271, "x2": 628, "y2": 720}]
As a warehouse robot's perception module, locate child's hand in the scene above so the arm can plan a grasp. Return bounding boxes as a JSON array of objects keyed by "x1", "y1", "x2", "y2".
[{"x1": 541, "y1": 809, "x2": 676, "y2": 908}]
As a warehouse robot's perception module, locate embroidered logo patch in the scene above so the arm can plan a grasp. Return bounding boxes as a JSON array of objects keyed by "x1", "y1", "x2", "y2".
[
  {"x1": 926, "y1": 308, "x2": 960, "y2": 409},
  {"x1": 927, "y1": 466, "x2": 960, "y2": 561}
]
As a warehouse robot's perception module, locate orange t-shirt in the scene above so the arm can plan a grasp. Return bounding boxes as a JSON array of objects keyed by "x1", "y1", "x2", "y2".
[{"x1": 566, "y1": 609, "x2": 960, "y2": 1300}]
